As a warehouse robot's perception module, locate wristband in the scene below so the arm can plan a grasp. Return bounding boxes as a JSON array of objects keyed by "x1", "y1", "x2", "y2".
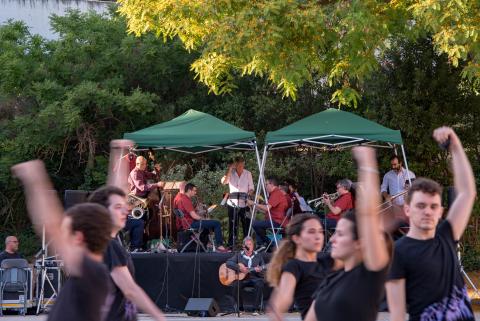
[{"x1": 358, "y1": 166, "x2": 379, "y2": 174}]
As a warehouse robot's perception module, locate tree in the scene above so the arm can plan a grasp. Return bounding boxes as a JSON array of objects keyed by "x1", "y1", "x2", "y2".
[{"x1": 117, "y1": 0, "x2": 480, "y2": 106}]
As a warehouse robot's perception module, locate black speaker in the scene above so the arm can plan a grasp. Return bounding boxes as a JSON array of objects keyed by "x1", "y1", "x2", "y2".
[
  {"x1": 184, "y1": 298, "x2": 219, "y2": 317},
  {"x1": 64, "y1": 190, "x2": 90, "y2": 209}
]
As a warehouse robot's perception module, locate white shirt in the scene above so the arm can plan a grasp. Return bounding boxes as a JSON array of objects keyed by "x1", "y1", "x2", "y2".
[
  {"x1": 381, "y1": 167, "x2": 416, "y2": 205},
  {"x1": 227, "y1": 169, "x2": 254, "y2": 208}
]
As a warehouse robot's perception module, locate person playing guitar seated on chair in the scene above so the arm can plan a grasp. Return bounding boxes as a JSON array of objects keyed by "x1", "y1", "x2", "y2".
[
  {"x1": 174, "y1": 183, "x2": 228, "y2": 252},
  {"x1": 248, "y1": 177, "x2": 289, "y2": 250},
  {"x1": 225, "y1": 237, "x2": 266, "y2": 314}
]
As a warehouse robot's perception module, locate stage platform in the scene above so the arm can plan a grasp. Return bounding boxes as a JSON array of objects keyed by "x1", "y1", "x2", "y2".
[{"x1": 132, "y1": 252, "x2": 272, "y2": 312}]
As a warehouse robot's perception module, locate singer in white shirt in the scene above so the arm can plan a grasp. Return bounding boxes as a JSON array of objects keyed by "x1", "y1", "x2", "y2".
[{"x1": 221, "y1": 156, "x2": 254, "y2": 248}]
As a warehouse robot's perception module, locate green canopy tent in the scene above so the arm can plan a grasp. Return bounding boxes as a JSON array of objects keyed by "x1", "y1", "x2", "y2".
[
  {"x1": 265, "y1": 108, "x2": 403, "y2": 150},
  {"x1": 248, "y1": 108, "x2": 412, "y2": 241},
  {"x1": 124, "y1": 109, "x2": 256, "y2": 154},
  {"x1": 123, "y1": 109, "x2": 275, "y2": 248}
]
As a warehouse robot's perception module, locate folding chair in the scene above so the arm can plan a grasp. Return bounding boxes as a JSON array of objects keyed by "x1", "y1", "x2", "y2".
[
  {"x1": 0, "y1": 259, "x2": 29, "y2": 316},
  {"x1": 264, "y1": 207, "x2": 293, "y2": 252},
  {"x1": 173, "y1": 208, "x2": 208, "y2": 253},
  {"x1": 242, "y1": 285, "x2": 265, "y2": 312}
]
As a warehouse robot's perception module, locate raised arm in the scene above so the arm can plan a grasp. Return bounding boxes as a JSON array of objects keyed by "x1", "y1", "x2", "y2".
[
  {"x1": 108, "y1": 140, "x2": 134, "y2": 193},
  {"x1": 221, "y1": 163, "x2": 234, "y2": 185},
  {"x1": 433, "y1": 127, "x2": 477, "y2": 240},
  {"x1": 352, "y1": 147, "x2": 389, "y2": 271},
  {"x1": 11, "y1": 160, "x2": 83, "y2": 275}
]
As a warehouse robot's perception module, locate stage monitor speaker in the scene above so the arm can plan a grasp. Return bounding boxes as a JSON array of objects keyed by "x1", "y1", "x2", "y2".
[
  {"x1": 64, "y1": 190, "x2": 89, "y2": 209},
  {"x1": 184, "y1": 298, "x2": 219, "y2": 317}
]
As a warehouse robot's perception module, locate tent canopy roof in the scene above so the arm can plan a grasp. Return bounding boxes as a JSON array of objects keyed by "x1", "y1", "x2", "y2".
[
  {"x1": 123, "y1": 109, "x2": 256, "y2": 154},
  {"x1": 265, "y1": 108, "x2": 403, "y2": 150}
]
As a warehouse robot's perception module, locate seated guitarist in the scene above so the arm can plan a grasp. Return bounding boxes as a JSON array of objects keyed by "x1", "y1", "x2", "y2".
[{"x1": 226, "y1": 237, "x2": 265, "y2": 314}]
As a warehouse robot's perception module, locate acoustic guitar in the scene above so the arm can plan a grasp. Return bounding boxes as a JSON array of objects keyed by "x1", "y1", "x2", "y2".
[{"x1": 218, "y1": 263, "x2": 268, "y2": 286}]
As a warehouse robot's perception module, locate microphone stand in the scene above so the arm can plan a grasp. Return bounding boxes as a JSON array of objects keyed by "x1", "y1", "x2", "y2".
[
  {"x1": 36, "y1": 225, "x2": 58, "y2": 314},
  {"x1": 225, "y1": 192, "x2": 247, "y2": 317}
]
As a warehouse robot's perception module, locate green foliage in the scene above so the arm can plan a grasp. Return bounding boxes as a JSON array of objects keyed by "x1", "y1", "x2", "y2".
[
  {"x1": 117, "y1": 0, "x2": 480, "y2": 106},
  {"x1": 0, "y1": 11, "x2": 479, "y2": 269},
  {"x1": 0, "y1": 10, "x2": 194, "y2": 241}
]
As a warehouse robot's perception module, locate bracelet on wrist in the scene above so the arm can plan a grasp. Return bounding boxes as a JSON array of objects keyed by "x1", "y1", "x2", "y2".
[{"x1": 358, "y1": 166, "x2": 379, "y2": 174}]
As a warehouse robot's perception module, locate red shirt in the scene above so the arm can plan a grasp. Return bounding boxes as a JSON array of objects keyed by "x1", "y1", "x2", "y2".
[
  {"x1": 268, "y1": 188, "x2": 290, "y2": 225},
  {"x1": 174, "y1": 193, "x2": 195, "y2": 230},
  {"x1": 326, "y1": 192, "x2": 353, "y2": 220}
]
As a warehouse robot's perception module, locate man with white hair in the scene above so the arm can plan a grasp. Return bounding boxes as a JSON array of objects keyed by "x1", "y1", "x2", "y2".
[
  {"x1": 226, "y1": 236, "x2": 265, "y2": 314},
  {"x1": 322, "y1": 178, "x2": 354, "y2": 229},
  {"x1": 0, "y1": 236, "x2": 23, "y2": 264}
]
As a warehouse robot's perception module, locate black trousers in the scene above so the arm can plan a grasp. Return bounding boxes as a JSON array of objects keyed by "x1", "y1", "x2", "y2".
[
  {"x1": 227, "y1": 205, "x2": 250, "y2": 247},
  {"x1": 231, "y1": 278, "x2": 264, "y2": 311}
]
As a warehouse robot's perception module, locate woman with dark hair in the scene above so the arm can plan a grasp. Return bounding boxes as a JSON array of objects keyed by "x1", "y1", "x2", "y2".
[
  {"x1": 304, "y1": 147, "x2": 392, "y2": 321},
  {"x1": 267, "y1": 214, "x2": 337, "y2": 320}
]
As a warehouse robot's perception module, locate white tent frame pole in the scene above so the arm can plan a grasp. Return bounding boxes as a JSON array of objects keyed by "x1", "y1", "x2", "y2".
[
  {"x1": 248, "y1": 142, "x2": 265, "y2": 237},
  {"x1": 248, "y1": 145, "x2": 279, "y2": 247},
  {"x1": 400, "y1": 144, "x2": 412, "y2": 184}
]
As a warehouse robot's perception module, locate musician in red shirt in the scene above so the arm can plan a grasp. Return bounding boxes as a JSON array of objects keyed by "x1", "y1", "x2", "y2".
[
  {"x1": 248, "y1": 177, "x2": 289, "y2": 249},
  {"x1": 324, "y1": 179, "x2": 354, "y2": 229},
  {"x1": 174, "y1": 183, "x2": 228, "y2": 252}
]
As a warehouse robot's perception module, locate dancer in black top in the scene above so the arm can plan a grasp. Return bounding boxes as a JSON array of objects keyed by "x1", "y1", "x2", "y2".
[
  {"x1": 89, "y1": 140, "x2": 166, "y2": 321},
  {"x1": 386, "y1": 127, "x2": 476, "y2": 321},
  {"x1": 267, "y1": 214, "x2": 336, "y2": 320},
  {"x1": 12, "y1": 160, "x2": 112, "y2": 321},
  {"x1": 305, "y1": 147, "x2": 392, "y2": 321}
]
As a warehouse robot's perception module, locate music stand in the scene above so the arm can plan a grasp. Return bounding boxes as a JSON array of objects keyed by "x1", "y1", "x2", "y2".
[{"x1": 227, "y1": 192, "x2": 248, "y2": 248}]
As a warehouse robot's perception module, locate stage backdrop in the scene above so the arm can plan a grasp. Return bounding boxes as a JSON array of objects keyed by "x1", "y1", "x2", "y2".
[{"x1": 132, "y1": 252, "x2": 272, "y2": 312}]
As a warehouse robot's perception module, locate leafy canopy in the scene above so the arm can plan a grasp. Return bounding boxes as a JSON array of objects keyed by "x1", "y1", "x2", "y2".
[{"x1": 117, "y1": 0, "x2": 480, "y2": 106}]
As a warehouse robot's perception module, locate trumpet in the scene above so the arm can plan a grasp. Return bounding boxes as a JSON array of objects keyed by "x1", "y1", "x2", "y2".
[
  {"x1": 377, "y1": 190, "x2": 408, "y2": 214},
  {"x1": 308, "y1": 192, "x2": 340, "y2": 208}
]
